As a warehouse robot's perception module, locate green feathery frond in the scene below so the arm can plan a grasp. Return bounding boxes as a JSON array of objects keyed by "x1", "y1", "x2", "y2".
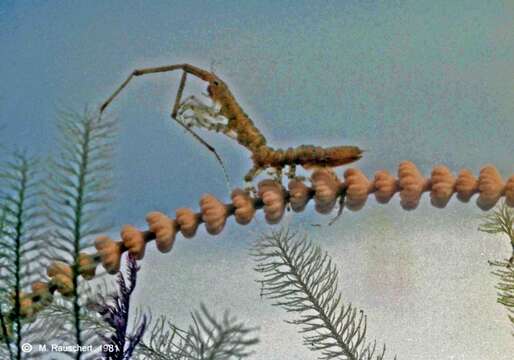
[
  {"x1": 44, "y1": 302, "x2": 181, "y2": 360},
  {"x1": 184, "y1": 304, "x2": 259, "y2": 360},
  {"x1": 0, "y1": 306, "x2": 13, "y2": 360},
  {"x1": 0, "y1": 152, "x2": 44, "y2": 360},
  {"x1": 43, "y1": 284, "x2": 258, "y2": 360},
  {"x1": 489, "y1": 261, "x2": 514, "y2": 332},
  {"x1": 28, "y1": 279, "x2": 110, "y2": 352},
  {"x1": 132, "y1": 305, "x2": 258, "y2": 360},
  {"x1": 252, "y1": 228, "x2": 395, "y2": 360},
  {"x1": 479, "y1": 200, "x2": 514, "y2": 264},
  {"x1": 41, "y1": 108, "x2": 117, "y2": 359},
  {"x1": 0, "y1": 206, "x2": 14, "y2": 360},
  {"x1": 45, "y1": 109, "x2": 116, "y2": 259},
  {"x1": 479, "y1": 201, "x2": 514, "y2": 333},
  {"x1": 132, "y1": 310, "x2": 190, "y2": 360}
]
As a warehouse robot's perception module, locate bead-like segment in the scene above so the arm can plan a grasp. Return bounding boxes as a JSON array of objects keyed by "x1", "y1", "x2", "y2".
[
  {"x1": 312, "y1": 168, "x2": 341, "y2": 214},
  {"x1": 16, "y1": 162, "x2": 514, "y2": 320},
  {"x1": 146, "y1": 211, "x2": 177, "y2": 253},
  {"x1": 258, "y1": 180, "x2": 286, "y2": 224},
  {"x1": 78, "y1": 252, "x2": 96, "y2": 280},
  {"x1": 231, "y1": 189, "x2": 255, "y2": 225},
  {"x1": 19, "y1": 292, "x2": 34, "y2": 318},
  {"x1": 29, "y1": 282, "x2": 51, "y2": 314},
  {"x1": 47, "y1": 261, "x2": 72, "y2": 278},
  {"x1": 95, "y1": 235, "x2": 122, "y2": 274},
  {"x1": 398, "y1": 161, "x2": 429, "y2": 210},
  {"x1": 373, "y1": 170, "x2": 397, "y2": 204},
  {"x1": 31, "y1": 281, "x2": 52, "y2": 308},
  {"x1": 200, "y1": 194, "x2": 229, "y2": 235},
  {"x1": 121, "y1": 225, "x2": 146, "y2": 260},
  {"x1": 455, "y1": 169, "x2": 478, "y2": 202},
  {"x1": 430, "y1": 165, "x2": 456, "y2": 208},
  {"x1": 344, "y1": 168, "x2": 373, "y2": 211},
  {"x1": 477, "y1": 165, "x2": 504, "y2": 211},
  {"x1": 176, "y1": 208, "x2": 199, "y2": 238},
  {"x1": 46, "y1": 263, "x2": 74, "y2": 297},
  {"x1": 51, "y1": 274, "x2": 74, "y2": 297},
  {"x1": 46, "y1": 164, "x2": 514, "y2": 280},
  {"x1": 288, "y1": 179, "x2": 310, "y2": 212}
]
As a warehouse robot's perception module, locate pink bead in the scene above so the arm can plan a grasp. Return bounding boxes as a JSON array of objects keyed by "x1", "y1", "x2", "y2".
[
  {"x1": 312, "y1": 168, "x2": 340, "y2": 214},
  {"x1": 51, "y1": 274, "x2": 74, "y2": 297},
  {"x1": 78, "y1": 253, "x2": 96, "y2": 280},
  {"x1": 47, "y1": 261, "x2": 72, "y2": 278},
  {"x1": 258, "y1": 180, "x2": 286, "y2": 224},
  {"x1": 231, "y1": 189, "x2": 255, "y2": 225},
  {"x1": 373, "y1": 170, "x2": 397, "y2": 204},
  {"x1": 176, "y1": 208, "x2": 199, "y2": 238},
  {"x1": 398, "y1": 161, "x2": 428, "y2": 210},
  {"x1": 19, "y1": 292, "x2": 34, "y2": 317},
  {"x1": 344, "y1": 168, "x2": 372, "y2": 211},
  {"x1": 31, "y1": 281, "x2": 52, "y2": 308},
  {"x1": 94, "y1": 235, "x2": 122, "y2": 274},
  {"x1": 430, "y1": 165, "x2": 455, "y2": 208},
  {"x1": 477, "y1": 165, "x2": 504, "y2": 210},
  {"x1": 146, "y1": 212, "x2": 177, "y2": 253},
  {"x1": 455, "y1": 169, "x2": 478, "y2": 202},
  {"x1": 121, "y1": 225, "x2": 146, "y2": 260},
  {"x1": 200, "y1": 194, "x2": 228, "y2": 235},
  {"x1": 288, "y1": 179, "x2": 311, "y2": 212}
]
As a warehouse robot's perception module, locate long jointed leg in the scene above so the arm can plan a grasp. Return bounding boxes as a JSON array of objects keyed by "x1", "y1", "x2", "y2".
[
  {"x1": 170, "y1": 71, "x2": 231, "y2": 192},
  {"x1": 100, "y1": 63, "x2": 214, "y2": 113},
  {"x1": 100, "y1": 64, "x2": 231, "y2": 192},
  {"x1": 171, "y1": 70, "x2": 189, "y2": 118},
  {"x1": 173, "y1": 73, "x2": 229, "y2": 135},
  {"x1": 244, "y1": 166, "x2": 263, "y2": 183},
  {"x1": 170, "y1": 113, "x2": 232, "y2": 192},
  {"x1": 328, "y1": 188, "x2": 346, "y2": 226}
]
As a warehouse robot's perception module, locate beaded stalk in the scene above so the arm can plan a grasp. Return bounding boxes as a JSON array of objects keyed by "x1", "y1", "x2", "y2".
[{"x1": 14, "y1": 161, "x2": 514, "y2": 317}]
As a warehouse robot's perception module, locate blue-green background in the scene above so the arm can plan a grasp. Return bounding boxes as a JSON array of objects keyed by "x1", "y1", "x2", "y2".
[{"x1": 1, "y1": 1, "x2": 513, "y2": 359}]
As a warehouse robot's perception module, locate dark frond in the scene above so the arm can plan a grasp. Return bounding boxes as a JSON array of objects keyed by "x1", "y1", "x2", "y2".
[
  {"x1": 95, "y1": 254, "x2": 146, "y2": 360},
  {"x1": 252, "y1": 228, "x2": 395, "y2": 360},
  {"x1": 183, "y1": 304, "x2": 259, "y2": 360},
  {"x1": 133, "y1": 312, "x2": 190, "y2": 360},
  {"x1": 132, "y1": 304, "x2": 258, "y2": 360},
  {"x1": 123, "y1": 315, "x2": 147, "y2": 360}
]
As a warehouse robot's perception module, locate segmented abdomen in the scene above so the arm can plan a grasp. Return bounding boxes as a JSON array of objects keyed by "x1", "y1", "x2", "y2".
[
  {"x1": 253, "y1": 145, "x2": 363, "y2": 168},
  {"x1": 219, "y1": 93, "x2": 267, "y2": 151},
  {"x1": 215, "y1": 90, "x2": 361, "y2": 169},
  {"x1": 232, "y1": 113, "x2": 267, "y2": 150}
]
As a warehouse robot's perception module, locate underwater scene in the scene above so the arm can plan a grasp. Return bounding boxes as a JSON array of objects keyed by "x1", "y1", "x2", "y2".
[{"x1": 1, "y1": 1, "x2": 513, "y2": 359}]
